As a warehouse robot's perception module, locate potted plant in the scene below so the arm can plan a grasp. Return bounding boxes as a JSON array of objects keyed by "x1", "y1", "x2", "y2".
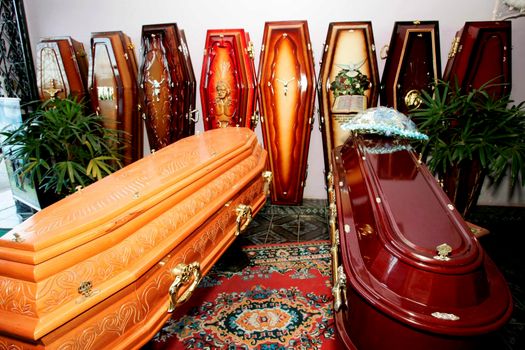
[
  {"x1": 0, "y1": 97, "x2": 123, "y2": 207},
  {"x1": 410, "y1": 79, "x2": 525, "y2": 216}
]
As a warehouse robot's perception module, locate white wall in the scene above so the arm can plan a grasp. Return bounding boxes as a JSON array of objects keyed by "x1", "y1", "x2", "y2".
[{"x1": 23, "y1": 0, "x2": 525, "y2": 203}]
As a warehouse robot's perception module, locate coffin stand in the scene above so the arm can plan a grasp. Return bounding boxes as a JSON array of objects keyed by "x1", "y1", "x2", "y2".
[
  {"x1": 258, "y1": 20, "x2": 316, "y2": 205},
  {"x1": 444, "y1": 21, "x2": 511, "y2": 98},
  {"x1": 36, "y1": 37, "x2": 89, "y2": 101},
  {"x1": 328, "y1": 135, "x2": 512, "y2": 350},
  {"x1": 318, "y1": 22, "x2": 380, "y2": 177},
  {"x1": 0, "y1": 127, "x2": 269, "y2": 349},
  {"x1": 201, "y1": 29, "x2": 258, "y2": 130},
  {"x1": 90, "y1": 31, "x2": 143, "y2": 164},
  {"x1": 380, "y1": 21, "x2": 441, "y2": 114}
]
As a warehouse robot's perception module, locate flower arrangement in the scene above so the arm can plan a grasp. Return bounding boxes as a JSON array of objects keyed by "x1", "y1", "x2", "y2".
[{"x1": 330, "y1": 65, "x2": 370, "y2": 98}]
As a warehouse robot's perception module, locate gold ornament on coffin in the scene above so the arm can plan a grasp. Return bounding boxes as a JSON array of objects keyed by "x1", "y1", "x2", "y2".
[
  {"x1": 168, "y1": 262, "x2": 201, "y2": 312},
  {"x1": 235, "y1": 204, "x2": 253, "y2": 235},
  {"x1": 404, "y1": 89, "x2": 423, "y2": 109},
  {"x1": 434, "y1": 243, "x2": 452, "y2": 261}
]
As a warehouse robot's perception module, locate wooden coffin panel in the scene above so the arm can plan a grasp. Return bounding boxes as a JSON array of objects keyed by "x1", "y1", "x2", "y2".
[
  {"x1": 36, "y1": 37, "x2": 88, "y2": 101},
  {"x1": 444, "y1": 21, "x2": 511, "y2": 98},
  {"x1": 179, "y1": 29, "x2": 198, "y2": 138},
  {"x1": 318, "y1": 22, "x2": 380, "y2": 175},
  {"x1": 258, "y1": 20, "x2": 315, "y2": 205},
  {"x1": 0, "y1": 127, "x2": 268, "y2": 348},
  {"x1": 201, "y1": 29, "x2": 257, "y2": 130},
  {"x1": 89, "y1": 31, "x2": 143, "y2": 165},
  {"x1": 380, "y1": 21, "x2": 441, "y2": 114},
  {"x1": 328, "y1": 136, "x2": 512, "y2": 349}
]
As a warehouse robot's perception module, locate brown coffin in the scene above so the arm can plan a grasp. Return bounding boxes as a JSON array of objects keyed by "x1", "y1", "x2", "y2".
[
  {"x1": 318, "y1": 22, "x2": 380, "y2": 177},
  {"x1": 200, "y1": 29, "x2": 257, "y2": 130},
  {"x1": 89, "y1": 31, "x2": 143, "y2": 165},
  {"x1": 380, "y1": 21, "x2": 441, "y2": 114},
  {"x1": 0, "y1": 127, "x2": 269, "y2": 349},
  {"x1": 179, "y1": 29, "x2": 198, "y2": 138},
  {"x1": 36, "y1": 37, "x2": 88, "y2": 101},
  {"x1": 258, "y1": 20, "x2": 316, "y2": 205},
  {"x1": 328, "y1": 135, "x2": 512, "y2": 350},
  {"x1": 443, "y1": 21, "x2": 511, "y2": 98}
]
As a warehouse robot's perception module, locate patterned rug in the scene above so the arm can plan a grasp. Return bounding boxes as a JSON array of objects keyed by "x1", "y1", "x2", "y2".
[{"x1": 143, "y1": 241, "x2": 341, "y2": 349}]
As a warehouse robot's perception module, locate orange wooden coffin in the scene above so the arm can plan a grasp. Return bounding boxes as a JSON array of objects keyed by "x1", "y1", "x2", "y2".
[
  {"x1": 443, "y1": 21, "x2": 511, "y2": 98},
  {"x1": 89, "y1": 31, "x2": 143, "y2": 165},
  {"x1": 328, "y1": 129, "x2": 512, "y2": 349},
  {"x1": 380, "y1": 21, "x2": 441, "y2": 114},
  {"x1": 0, "y1": 127, "x2": 269, "y2": 349},
  {"x1": 36, "y1": 36, "x2": 88, "y2": 101},
  {"x1": 200, "y1": 29, "x2": 257, "y2": 130},
  {"x1": 318, "y1": 22, "x2": 380, "y2": 177},
  {"x1": 258, "y1": 20, "x2": 316, "y2": 205}
]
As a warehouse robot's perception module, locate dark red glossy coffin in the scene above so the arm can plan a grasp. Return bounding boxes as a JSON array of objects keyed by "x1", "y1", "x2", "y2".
[
  {"x1": 258, "y1": 20, "x2": 315, "y2": 205},
  {"x1": 328, "y1": 136, "x2": 512, "y2": 350},
  {"x1": 318, "y1": 22, "x2": 380, "y2": 176},
  {"x1": 443, "y1": 21, "x2": 511, "y2": 98},
  {"x1": 36, "y1": 37, "x2": 88, "y2": 101},
  {"x1": 89, "y1": 31, "x2": 143, "y2": 165},
  {"x1": 201, "y1": 29, "x2": 257, "y2": 130},
  {"x1": 179, "y1": 29, "x2": 198, "y2": 138},
  {"x1": 380, "y1": 21, "x2": 441, "y2": 114},
  {"x1": 139, "y1": 24, "x2": 197, "y2": 152}
]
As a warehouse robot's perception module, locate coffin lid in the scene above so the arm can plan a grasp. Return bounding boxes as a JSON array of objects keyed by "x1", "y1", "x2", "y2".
[
  {"x1": 0, "y1": 128, "x2": 256, "y2": 266},
  {"x1": 334, "y1": 135, "x2": 513, "y2": 334}
]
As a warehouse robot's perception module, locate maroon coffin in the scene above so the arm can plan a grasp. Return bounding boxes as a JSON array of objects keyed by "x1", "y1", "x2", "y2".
[
  {"x1": 329, "y1": 135, "x2": 512, "y2": 350},
  {"x1": 443, "y1": 21, "x2": 511, "y2": 98},
  {"x1": 380, "y1": 21, "x2": 441, "y2": 114}
]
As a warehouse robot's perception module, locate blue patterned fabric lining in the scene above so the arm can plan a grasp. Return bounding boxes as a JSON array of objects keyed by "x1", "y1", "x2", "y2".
[{"x1": 341, "y1": 106, "x2": 428, "y2": 141}]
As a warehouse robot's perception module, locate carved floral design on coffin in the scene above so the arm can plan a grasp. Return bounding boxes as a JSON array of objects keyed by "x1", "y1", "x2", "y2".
[
  {"x1": 318, "y1": 22, "x2": 380, "y2": 177},
  {"x1": 380, "y1": 21, "x2": 441, "y2": 114},
  {"x1": 0, "y1": 128, "x2": 267, "y2": 347},
  {"x1": 258, "y1": 21, "x2": 315, "y2": 205}
]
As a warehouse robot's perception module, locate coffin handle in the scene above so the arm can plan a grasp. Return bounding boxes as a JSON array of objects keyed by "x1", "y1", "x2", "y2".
[
  {"x1": 262, "y1": 171, "x2": 273, "y2": 196},
  {"x1": 168, "y1": 262, "x2": 201, "y2": 312},
  {"x1": 251, "y1": 111, "x2": 260, "y2": 129},
  {"x1": 236, "y1": 204, "x2": 253, "y2": 235},
  {"x1": 189, "y1": 109, "x2": 200, "y2": 123}
]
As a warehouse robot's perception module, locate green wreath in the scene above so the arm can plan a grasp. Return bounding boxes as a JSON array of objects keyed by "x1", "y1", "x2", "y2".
[{"x1": 330, "y1": 67, "x2": 370, "y2": 98}]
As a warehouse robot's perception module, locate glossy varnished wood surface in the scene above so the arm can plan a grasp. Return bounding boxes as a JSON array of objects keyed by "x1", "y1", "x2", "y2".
[
  {"x1": 90, "y1": 31, "x2": 142, "y2": 164},
  {"x1": 258, "y1": 20, "x2": 315, "y2": 205},
  {"x1": 331, "y1": 136, "x2": 512, "y2": 349},
  {"x1": 380, "y1": 21, "x2": 441, "y2": 114},
  {"x1": 444, "y1": 21, "x2": 511, "y2": 98},
  {"x1": 0, "y1": 128, "x2": 267, "y2": 349},
  {"x1": 318, "y1": 22, "x2": 379, "y2": 175}
]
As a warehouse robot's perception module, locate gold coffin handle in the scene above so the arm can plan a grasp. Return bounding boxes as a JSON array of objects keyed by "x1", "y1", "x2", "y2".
[
  {"x1": 236, "y1": 204, "x2": 253, "y2": 235},
  {"x1": 167, "y1": 262, "x2": 201, "y2": 312}
]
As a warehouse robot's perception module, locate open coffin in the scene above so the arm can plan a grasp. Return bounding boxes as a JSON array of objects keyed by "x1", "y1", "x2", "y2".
[
  {"x1": 201, "y1": 29, "x2": 258, "y2": 130},
  {"x1": 328, "y1": 108, "x2": 512, "y2": 350},
  {"x1": 90, "y1": 31, "x2": 143, "y2": 165},
  {"x1": 0, "y1": 127, "x2": 270, "y2": 349},
  {"x1": 318, "y1": 21, "x2": 380, "y2": 179},
  {"x1": 443, "y1": 21, "x2": 511, "y2": 98},
  {"x1": 36, "y1": 36, "x2": 89, "y2": 101},
  {"x1": 258, "y1": 20, "x2": 316, "y2": 205},
  {"x1": 380, "y1": 21, "x2": 441, "y2": 114}
]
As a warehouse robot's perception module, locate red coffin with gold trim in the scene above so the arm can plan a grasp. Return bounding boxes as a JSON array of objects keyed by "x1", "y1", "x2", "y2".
[
  {"x1": 0, "y1": 128, "x2": 268, "y2": 349},
  {"x1": 201, "y1": 29, "x2": 257, "y2": 130},
  {"x1": 89, "y1": 31, "x2": 143, "y2": 165},
  {"x1": 443, "y1": 21, "x2": 511, "y2": 98},
  {"x1": 380, "y1": 21, "x2": 441, "y2": 114},
  {"x1": 140, "y1": 24, "x2": 197, "y2": 150},
  {"x1": 258, "y1": 20, "x2": 316, "y2": 205},
  {"x1": 328, "y1": 135, "x2": 512, "y2": 350},
  {"x1": 36, "y1": 36, "x2": 89, "y2": 101},
  {"x1": 318, "y1": 22, "x2": 380, "y2": 177}
]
